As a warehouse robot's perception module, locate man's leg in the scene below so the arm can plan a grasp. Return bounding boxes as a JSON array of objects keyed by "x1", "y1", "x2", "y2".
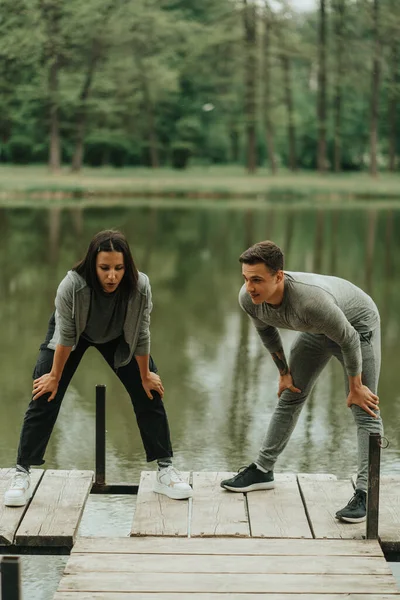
[
  {"x1": 256, "y1": 332, "x2": 331, "y2": 472},
  {"x1": 221, "y1": 333, "x2": 331, "y2": 492},
  {"x1": 333, "y1": 327, "x2": 383, "y2": 522}
]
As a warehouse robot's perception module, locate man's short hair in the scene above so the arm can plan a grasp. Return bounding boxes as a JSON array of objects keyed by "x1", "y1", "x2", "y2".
[{"x1": 239, "y1": 241, "x2": 284, "y2": 273}]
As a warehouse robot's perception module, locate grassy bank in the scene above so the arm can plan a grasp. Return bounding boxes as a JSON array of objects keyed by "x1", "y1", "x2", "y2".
[{"x1": 1, "y1": 165, "x2": 400, "y2": 202}]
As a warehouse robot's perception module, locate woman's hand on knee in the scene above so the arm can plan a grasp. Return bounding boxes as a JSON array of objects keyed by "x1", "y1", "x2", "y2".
[
  {"x1": 346, "y1": 385, "x2": 379, "y2": 417},
  {"x1": 32, "y1": 373, "x2": 59, "y2": 402},
  {"x1": 278, "y1": 373, "x2": 301, "y2": 397},
  {"x1": 142, "y1": 372, "x2": 164, "y2": 400}
]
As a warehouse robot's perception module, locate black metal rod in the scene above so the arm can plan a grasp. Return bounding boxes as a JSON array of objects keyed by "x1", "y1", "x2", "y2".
[
  {"x1": 95, "y1": 384, "x2": 106, "y2": 486},
  {"x1": 1, "y1": 556, "x2": 21, "y2": 600},
  {"x1": 366, "y1": 432, "x2": 381, "y2": 540},
  {"x1": 91, "y1": 483, "x2": 139, "y2": 495}
]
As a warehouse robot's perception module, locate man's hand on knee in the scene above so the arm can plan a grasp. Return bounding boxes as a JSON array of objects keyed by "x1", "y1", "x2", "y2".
[
  {"x1": 278, "y1": 373, "x2": 301, "y2": 397},
  {"x1": 346, "y1": 385, "x2": 379, "y2": 417}
]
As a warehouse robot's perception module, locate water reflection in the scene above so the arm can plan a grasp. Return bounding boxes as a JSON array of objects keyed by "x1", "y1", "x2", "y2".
[{"x1": 1, "y1": 205, "x2": 400, "y2": 486}]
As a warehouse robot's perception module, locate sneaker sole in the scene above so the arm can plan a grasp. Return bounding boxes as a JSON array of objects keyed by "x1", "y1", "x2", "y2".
[
  {"x1": 153, "y1": 482, "x2": 193, "y2": 500},
  {"x1": 4, "y1": 491, "x2": 32, "y2": 507},
  {"x1": 221, "y1": 482, "x2": 275, "y2": 493},
  {"x1": 336, "y1": 515, "x2": 366, "y2": 523}
]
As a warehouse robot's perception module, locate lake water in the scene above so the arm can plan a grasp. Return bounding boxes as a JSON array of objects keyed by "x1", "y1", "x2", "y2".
[{"x1": 1, "y1": 203, "x2": 400, "y2": 598}]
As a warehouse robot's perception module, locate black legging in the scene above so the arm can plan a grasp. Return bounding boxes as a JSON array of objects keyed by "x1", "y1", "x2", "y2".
[{"x1": 17, "y1": 315, "x2": 173, "y2": 467}]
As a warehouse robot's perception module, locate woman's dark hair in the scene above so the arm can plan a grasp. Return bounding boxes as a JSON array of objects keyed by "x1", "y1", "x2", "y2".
[
  {"x1": 73, "y1": 230, "x2": 139, "y2": 300},
  {"x1": 239, "y1": 240, "x2": 284, "y2": 273}
]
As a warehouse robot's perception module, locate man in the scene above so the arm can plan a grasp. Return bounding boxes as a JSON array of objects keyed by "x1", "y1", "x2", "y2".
[{"x1": 221, "y1": 240, "x2": 382, "y2": 523}]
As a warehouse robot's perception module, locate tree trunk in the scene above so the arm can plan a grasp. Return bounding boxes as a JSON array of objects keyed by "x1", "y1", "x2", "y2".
[
  {"x1": 135, "y1": 54, "x2": 159, "y2": 168},
  {"x1": 71, "y1": 117, "x2": 85, "y2": 173},
  {"x1": 333, "y1": 0, "x2": 345, "y2": 173},
  {"x1": 388, "y1": 43, "x2": 398, "y2": 172},
  {"x1": 263, "y1": 3, "x2": 277, "y2": 174},
  {"x1": 41, "y1": 0, "x2": 62, "y2": 172},
  {"x1": 49, "y1": 58, "x2": 61, "y2": 171},
  {"x1": 369, "y1": 0, "x2": 380, "y2": 177},
  {"x1": 229, "y1": 124, "x2": 240, "y2": 162},
  {"x1": 281, "y1": 53, "x2": 297, "y2": 171},
  {"x1": 317, "y1": 0, "x2": 327, "y2": 173},
  {"x1": 243, "y1": 0, "x2": 257, "y2": 173},
  {"x1": 71, "y1": 43, "x2": 100, "y2": 172}
]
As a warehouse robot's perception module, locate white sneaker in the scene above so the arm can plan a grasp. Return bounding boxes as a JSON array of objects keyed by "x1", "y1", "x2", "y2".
[
  {"x1": 4, "y1": 469, "x2": 32, "y2": 507},
  {"x1": 154, "y1": 466, "x2": 193, "y2": 500}
]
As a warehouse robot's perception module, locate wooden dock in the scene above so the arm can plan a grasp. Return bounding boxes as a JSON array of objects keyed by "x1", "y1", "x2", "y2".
[
  {"x1": 54, "y1": 536, "x2": 400, "y2": 599},
  {"x1": 0, "y1": 468, "x2": 93, "y2": 548},
  {"x1": 53, "y1": 471, "x2": 400, "y2": 599},
  {"x1": 131, "y1": 472, "x2": 400, "y2": 547}
]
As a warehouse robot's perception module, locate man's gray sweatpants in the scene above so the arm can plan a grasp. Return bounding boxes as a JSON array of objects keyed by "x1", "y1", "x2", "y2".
[{"x1": 257, "y1": 327, "x2": 383, "y2": 491}]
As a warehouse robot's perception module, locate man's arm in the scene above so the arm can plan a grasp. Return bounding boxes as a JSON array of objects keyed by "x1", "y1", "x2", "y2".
[
  {"x1": 271, "y1": 348, "x2": 289, "y2": 375},
  {"x1": 306, "y1": 301, "x2": 379, "y2": 417},
  {"x1": 347, "y1": 373, "x2": 379, "y2": 417},
  {"x1": 239, "y1": 286, "x2": 300, "y2": 396},
  {"x1": 270, "y1": 347, "x2": 301, "y2": 398}
]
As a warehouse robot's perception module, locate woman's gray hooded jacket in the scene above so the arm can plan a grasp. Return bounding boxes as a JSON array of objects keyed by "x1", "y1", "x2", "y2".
[{"x1": 47, "y1": 270, "x2": 152, "y2": 368}]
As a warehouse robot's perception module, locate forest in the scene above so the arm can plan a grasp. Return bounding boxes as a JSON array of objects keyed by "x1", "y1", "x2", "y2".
[{"x1": 0, "y1": 0, "x2": 399, "y2": 175}]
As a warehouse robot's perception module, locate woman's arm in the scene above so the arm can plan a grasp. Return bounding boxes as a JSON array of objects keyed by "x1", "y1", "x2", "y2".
[
  {"x1": 135, "y1": 354, "x2": 164, "y2": 400},
  {"x1": 32, "y1": 344, "x2": 72, "y2": 402}
]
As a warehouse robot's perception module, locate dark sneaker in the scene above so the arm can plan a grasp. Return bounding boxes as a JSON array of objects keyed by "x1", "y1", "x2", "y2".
[
  {"x1": 335, "y1": 489, "x2": 367, "y2": 523},
  {"x1": 220, "y1": 463, "x2": 274, "y2": 492}
]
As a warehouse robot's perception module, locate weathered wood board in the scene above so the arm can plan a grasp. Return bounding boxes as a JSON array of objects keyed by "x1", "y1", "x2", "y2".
[
  {"x1": 297, "y1": 474, "x2": 365, "y2": 539},
  {"x1": 0, "y1": 468, "x2": 44, "y2": 545},
  {"x1": 190, "y1": 472, "x2": 250, "y2": 537},
  {"x1": 247, "y1": 473, "x2": 312, "y2": 538},
  {"x1": 15, "y1": 469, "x2": 93, "y2": 547},
  {"x1": 130, "y1": 471, "x2": 190, "y2": 537}
]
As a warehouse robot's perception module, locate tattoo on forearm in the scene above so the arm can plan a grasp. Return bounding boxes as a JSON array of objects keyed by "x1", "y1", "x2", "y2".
[{"x1": 271, "y1": 349, "x2": 289, "y2": 375}]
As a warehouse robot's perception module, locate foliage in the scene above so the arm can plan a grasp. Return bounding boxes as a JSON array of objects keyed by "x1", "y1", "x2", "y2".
[{"x1": 0, "y1": 0, "x2": 400, "y2": 171}]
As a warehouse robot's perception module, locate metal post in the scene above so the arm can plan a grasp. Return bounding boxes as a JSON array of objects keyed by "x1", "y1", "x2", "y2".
[
  {"x1": 95, "y1": 384, "x2": 106, "y2": 486},
  {"x1": 1, "y1": 556, "x2": 21, "y2": 600},
  {"x1": 366, "y1": 432, "x2": 381, "y2": 540}
]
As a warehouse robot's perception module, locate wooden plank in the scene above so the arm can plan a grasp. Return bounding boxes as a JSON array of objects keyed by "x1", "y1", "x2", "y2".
[
  {"x1": 357, "y1": 475, "x2": 400, "y2": 546},
  {"x1": 53, "y1": 595, "x2": 400, "y2": 600},
  {"x1": 65, "y1": 552, "x2": 391, "y2": 575},
  {"x1": 15, "y1": 470, "x2": 93, "y2": 547},
  {"x1": 73, "y1": 536, "x2": 384, "y2": 556},
  {"x1": 247, "y1": 473, "x2": 312, "y2": 538},
  {"x1": 297, "y1": 474, "x2": 365, "y2": 539},
  {"x1": 56, "y1": 572, "x2": 399, "y2": 594},
  {"x1": 130, "y1": 471, "x2": 190, "y2": 537},
  {"x1": 0, "y1": 468, "x2": 43, "y2": 545},
  {"x1": 190, "y1": 472, "x2": 249, "y2": 537}
]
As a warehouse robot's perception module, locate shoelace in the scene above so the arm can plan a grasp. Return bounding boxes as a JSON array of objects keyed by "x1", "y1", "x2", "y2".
[
  {"x1": 347, "y1": 491, "x2": 365, "y2": 509},
  {"x1": 232, "y1": 465, "x2": 254, "y2": 480},
  {"x1": 162, "y1": 466, "x2": 183, "y2": 483},
  {"x1": 10, "y1": 473, "x2": 28, "y2": 489}
]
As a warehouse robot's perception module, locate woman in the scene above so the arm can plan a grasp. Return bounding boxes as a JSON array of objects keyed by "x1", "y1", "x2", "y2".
[{"x1": 4, "y1": 230, "x2": 192, "y2": 506}]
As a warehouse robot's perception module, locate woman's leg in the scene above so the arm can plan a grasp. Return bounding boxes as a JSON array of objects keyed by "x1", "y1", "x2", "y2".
[
  {"x1": 95, "y1": 342, "x2": 192, "y2": 499},
  {"x1": 96, "y1": 342, "x2": 173, "y2": 462},
  {"x1": 17, "y1": 329, "x2": 90, "y2": 468}
]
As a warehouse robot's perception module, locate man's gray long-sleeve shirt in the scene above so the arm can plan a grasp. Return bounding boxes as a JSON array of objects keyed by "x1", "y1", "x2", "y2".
[{"x1": 239, "y1": 271, "x2": 380, "y2": 377}]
